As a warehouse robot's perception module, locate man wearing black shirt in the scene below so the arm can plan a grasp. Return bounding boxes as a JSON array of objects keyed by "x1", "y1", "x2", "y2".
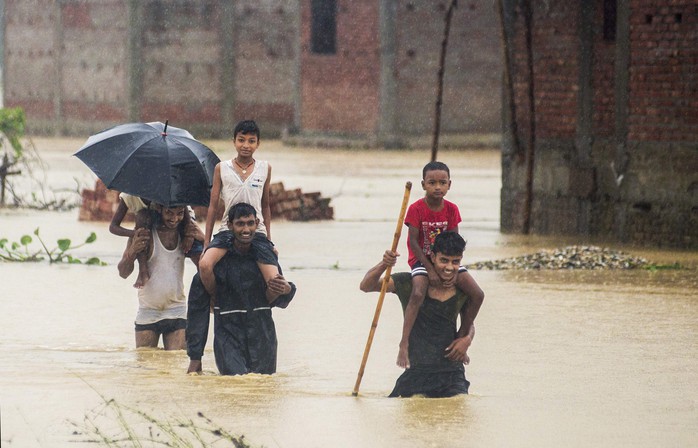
[{"x1": 186, "y1": 202, "x2": 296, "y2": 375}]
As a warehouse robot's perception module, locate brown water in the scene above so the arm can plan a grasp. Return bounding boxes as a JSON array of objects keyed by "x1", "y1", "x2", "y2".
[{"x1": 1, "y1": 138, "x2": 696, "y2": 447}]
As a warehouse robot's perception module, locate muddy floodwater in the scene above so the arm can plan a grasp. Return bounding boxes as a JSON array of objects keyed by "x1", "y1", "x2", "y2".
[{"x1": 1, "y1": 138, "x2": 697, "y2": 447}]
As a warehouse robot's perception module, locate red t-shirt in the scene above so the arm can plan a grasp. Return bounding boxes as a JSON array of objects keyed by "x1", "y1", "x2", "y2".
[{"x1": 404, "y1": 198, "x2": 462, "y2": 267}]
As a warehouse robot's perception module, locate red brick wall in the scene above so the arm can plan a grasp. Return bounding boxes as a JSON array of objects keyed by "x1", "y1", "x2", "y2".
[
  {"x1": 537, "y1": 3, "x2": 578, "y2": 139},
  {"x1": 501, "y1": 0, "x2": 698, "y2": 248},
  {"x1": 593, "y1": 2, "x2": 616, "y2": 137},
  {"x1": 628, "y1": 2, "x2": 698, "y2": 142},
  {"x1": 300, "y1": 0, "x2": 380, "y2": 134}
]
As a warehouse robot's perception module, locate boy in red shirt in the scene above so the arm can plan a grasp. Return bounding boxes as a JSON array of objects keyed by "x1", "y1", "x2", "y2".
[{"x1": 398, "y1": 161, "x2": 485, "y2": 369}]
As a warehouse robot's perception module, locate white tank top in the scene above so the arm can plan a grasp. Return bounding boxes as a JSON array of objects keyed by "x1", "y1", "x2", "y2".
[
  {"x1": 218, "y1": 159, "x2": 268, "y2": 236},
  {"x1": 136, "y1": 229, "x2": 186, "y2": 324}
]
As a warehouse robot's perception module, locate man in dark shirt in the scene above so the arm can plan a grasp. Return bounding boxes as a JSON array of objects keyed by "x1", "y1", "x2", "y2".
[
  {"x1": 359, "y1": 231, "x2": 479, "y2": 397},
  {"x1": 186, "y1": 202, "x2": 296, "y2": 375}
]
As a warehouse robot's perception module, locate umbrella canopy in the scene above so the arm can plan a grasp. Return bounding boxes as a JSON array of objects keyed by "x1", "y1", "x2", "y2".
[{"x1": 74, "y1": 121, "x2": 220, "y2": 207}]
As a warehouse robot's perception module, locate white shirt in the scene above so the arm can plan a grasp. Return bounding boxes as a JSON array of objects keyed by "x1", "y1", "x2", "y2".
[
  {"x1": 218, "y1": 159, "x2": 268, "y2": 236},
  {"x1": 135, "y1": 229, "x2": 186, "y2": 324}
]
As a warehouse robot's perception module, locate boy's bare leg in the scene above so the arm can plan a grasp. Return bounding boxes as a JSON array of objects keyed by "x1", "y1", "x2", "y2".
[
  {"x1": 162, "y1": 329, "x2": 186, "y2": 350},
  {"x1": 133, "y1": 209, "x2": 153, "y2": 288},
  {"x1": 259, "y1": 262, "x2": 281, "y2": 302},
  {"x1": 198, "y1": 247, "x2": 228, "y2": 309},
  {"x1": 134, "y1": 252, "x2": 150, "y2": 289},
  {"x1": 455, "y1": 271, "x2": 485, "y2": 336},
  {"x1": 398, "y1": 275, "x2": 428, "y2": 369},
  {"x1": 181, "y1": 235, "x2": 195, "y2": 254},
  {"x1": 135, "y1": 330, "x2": 160, "y2": 348}
]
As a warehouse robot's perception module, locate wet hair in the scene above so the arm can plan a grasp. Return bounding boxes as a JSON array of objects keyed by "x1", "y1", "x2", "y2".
[
  {"x1": 422, "y1": 161, "x2": 450, "y2": 179},
  {"x1": 432, "y1": 231, "x2": 466, "y2": 256},
  {"x1": 233, "y1": 120, "x2": 260, "y2": 139},
  {"x1": 228, "y1": 202, "x2": 257, "y2": 222}
]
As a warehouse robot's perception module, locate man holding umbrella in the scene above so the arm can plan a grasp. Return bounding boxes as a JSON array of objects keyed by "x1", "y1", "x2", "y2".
[
  {"x1": 76, "y1": 121, "x2": 217, "y2": 349},
  {"x1": 118, "y1": 203, "x2": 204, "y2": 350}
]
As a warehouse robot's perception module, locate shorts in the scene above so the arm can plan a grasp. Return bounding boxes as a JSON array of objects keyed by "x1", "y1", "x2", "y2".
[
  {"x1": 410, "y1": 261, "x2": 467, "y2": 277},
  {"x1": 134, "y1": 318, "x2": 187, "y2": 334},
  {"x1": 207, "y1": 230, "x2": 277, "y2": 266}
]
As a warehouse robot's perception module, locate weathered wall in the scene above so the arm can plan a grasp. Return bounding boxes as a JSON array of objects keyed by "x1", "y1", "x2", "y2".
[
  {"x1": 393, "y1": 1, "x2": 502, "y2": 136},
  {"x1": 501, "y1": 0, "x2": 698, "y2": 248},
  {"x1": 3, "y1": 0, "x2": 299, "y2": 137},
  {"x1": 3, "y1": 0, "x2": 501, "y2": 140},
  {"x1": 300, "y1": 0, "x2": 381, "y2": 135},
  {"x1": 3, "y1": 0, "x2": 130, "y2": 133}
]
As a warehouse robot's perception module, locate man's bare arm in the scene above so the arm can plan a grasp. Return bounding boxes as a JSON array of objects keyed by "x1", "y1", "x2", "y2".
[{"x1": 359, "y1": 250, "x2": 398, "y2": 293}]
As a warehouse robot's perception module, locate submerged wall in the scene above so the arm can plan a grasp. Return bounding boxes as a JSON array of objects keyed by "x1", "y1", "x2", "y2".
[{"x1": 500, "y1": 0, "x2": 698, "y2": 248}]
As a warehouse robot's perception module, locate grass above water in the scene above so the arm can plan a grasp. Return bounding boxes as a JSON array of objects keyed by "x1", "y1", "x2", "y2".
[{"x1": 71, "y1": 392, "x2": 255, "y2": 448}]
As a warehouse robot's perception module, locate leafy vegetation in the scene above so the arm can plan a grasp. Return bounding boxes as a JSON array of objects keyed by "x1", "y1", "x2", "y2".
[
  {"x1": 0, "y1": 107, "x2": 84, "y2": 210},
  {"x1": 0, "y1": 107, "x2": 26, "y2": 158},
  {"x1": 644, "y1": 262, "x2": 684, "y2": 272},
  {"x1": 0, "y1": 227, "x2": 106, "y2": 265}
]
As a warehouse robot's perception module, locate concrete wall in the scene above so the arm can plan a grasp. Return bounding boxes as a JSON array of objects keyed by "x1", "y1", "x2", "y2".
[
  {"x1": 3, "y1": 0, "x2": 501, "y2": 140},
  {"x1": 3, "y1": 0, "x2": 299, "y2": 137},
  {"x1": 500, "y1": 0, "x2": 698, "y2": 248},
  {"x1": 393, "y1": 0, "x2": 502, "y2": 136}
]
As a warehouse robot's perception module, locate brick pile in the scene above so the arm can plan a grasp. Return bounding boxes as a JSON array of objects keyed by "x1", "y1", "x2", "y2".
[
  {"x1": 79, "y1": 180, "x2": 333, "y2": 222},
  {"x1": 78, "y1": 180, "x2": 121, "y2": 222},
  {"x1": 268, "y1": 182, "x2": 334, "y2": 221}
]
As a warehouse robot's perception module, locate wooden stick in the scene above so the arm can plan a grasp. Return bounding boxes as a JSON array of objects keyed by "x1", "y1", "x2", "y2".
[{"x1": 352, "y1": 181, "x2": 412, "y2": 396}]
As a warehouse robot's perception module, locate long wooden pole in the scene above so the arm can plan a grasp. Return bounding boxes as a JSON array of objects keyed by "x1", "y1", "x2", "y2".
[{"x1": 352, "y1": 181, "x2": 412, "y2": 396}]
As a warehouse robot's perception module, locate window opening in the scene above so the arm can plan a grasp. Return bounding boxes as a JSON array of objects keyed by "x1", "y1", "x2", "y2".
[{"x1": 311, "y1": 0, "x2": 337, "y2": 54}]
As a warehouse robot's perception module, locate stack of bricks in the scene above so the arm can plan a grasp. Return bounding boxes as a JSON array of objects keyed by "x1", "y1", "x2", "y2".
[
  {"x1": 79, "y1": 180, "x2": 333, "y2": 222},
  {"x1": 78, "y1": 180, "x2": 122, "y2": 222},
  {"x1": 268, "y1": 182, "x2": 334, "y2": 221}
]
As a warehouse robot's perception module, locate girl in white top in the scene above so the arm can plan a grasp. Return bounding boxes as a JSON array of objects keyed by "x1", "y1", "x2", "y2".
[{"x1": 199, "y1": 120, "x2": 280, "y2": 301}]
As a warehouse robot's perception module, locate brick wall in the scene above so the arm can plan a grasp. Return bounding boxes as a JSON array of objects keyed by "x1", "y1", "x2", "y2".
[
  {"x1": 300, "y1": 0, "x2": 381, "y2": 134},
  {"x1": 593, "y1": 2, "x2": 616, "y2": 137},
  {"x1": 394, "y1": 0, "x2": 502, "y2": 135},
  {"x1": 533, "y1": 3, "x2": 579, "y2": 139},
  {"x1": 627, "y1": 2, "x2": 698, "y2": 142},
  {"x1": 4, "y1": 1, "x2": 62, "y2": 122},
  {"x1": 4, "y1": 0, "x2": 501, "y2": 140},
  {"x1": 500, "y1": 0, "x2": 698, "y2": 248},
  {"x1": 3, "y1": 0, "x2": 298, "y2": 137},
  {"x1": 138, "y1": 2, "x2": 223, "y2": 127}
]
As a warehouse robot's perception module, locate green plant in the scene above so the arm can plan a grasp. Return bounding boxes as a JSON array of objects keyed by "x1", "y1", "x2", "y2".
[
  {"x1": 644, "y1": 262, "x2": 683, "y2": 272},
  {"x1": 0, "y1": 227, "x2": 106, "y2": 265},
  {"x1": 0, "y1": 107, "x2": 26, "y2": 158}
]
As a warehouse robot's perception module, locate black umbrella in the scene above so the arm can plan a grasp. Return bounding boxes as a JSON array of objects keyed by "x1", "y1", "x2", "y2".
[{"x1": 74, "y1": 121, "x2": 220, "y2": 207}]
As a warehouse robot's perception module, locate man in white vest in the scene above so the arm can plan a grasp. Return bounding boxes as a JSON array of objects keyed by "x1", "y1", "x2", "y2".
[{"x1": 118, "y1": 204, "x2": 204, "y2": 350}]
